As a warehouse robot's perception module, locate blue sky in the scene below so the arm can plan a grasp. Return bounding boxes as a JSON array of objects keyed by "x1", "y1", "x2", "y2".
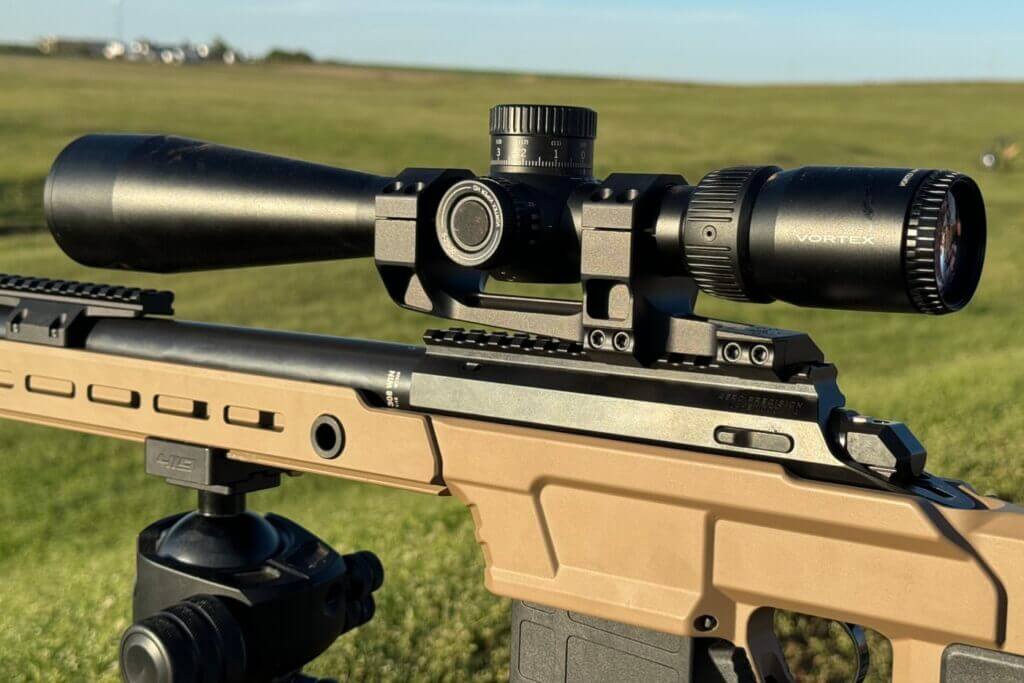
[{"x1": 2, "y1": 0, "x2": 1022, "y2": 83}]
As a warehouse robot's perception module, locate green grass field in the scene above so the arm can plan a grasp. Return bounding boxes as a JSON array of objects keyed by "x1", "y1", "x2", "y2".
[{"x1": 0, "y1": 55, "x2": 1022, "y2": 681}]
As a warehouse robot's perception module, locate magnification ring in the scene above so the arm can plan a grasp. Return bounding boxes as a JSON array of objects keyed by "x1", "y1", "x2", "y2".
[{"x1": 682, "y1": 166, "x2": 779, "y2": 302}]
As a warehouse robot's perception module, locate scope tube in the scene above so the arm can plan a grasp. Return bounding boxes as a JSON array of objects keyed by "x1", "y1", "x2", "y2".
[{"x1": 45, "y1": 135, "x2": 391, "y2": 272}]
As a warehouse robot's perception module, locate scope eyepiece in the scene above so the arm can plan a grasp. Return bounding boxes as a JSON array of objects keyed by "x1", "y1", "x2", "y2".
[
  {"x1": 904, "y1": 171, "x2": 984, "y2": 313},
  {"x1": 678, "y1": 166, "x2": 986, "y2": 314}
]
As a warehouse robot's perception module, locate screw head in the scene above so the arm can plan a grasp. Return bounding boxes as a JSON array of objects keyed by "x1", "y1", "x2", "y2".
[{"x1": 694, "y1": 614, "x2": 718, "y2": 632}]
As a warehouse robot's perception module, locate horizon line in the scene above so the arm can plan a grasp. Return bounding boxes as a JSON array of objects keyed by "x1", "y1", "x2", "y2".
[{"x1": 3, "y1": 47, "x2": 1021, "y2": 89}]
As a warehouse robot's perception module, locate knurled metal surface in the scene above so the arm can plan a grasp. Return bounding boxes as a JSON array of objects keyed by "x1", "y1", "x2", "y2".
[
  {"x1": 903, "y1": 171, "x2": 960, "y2": 314},
  {"x1": 683, "y1": 167, "x2": 763, "y2": 302},
  {"x1": 489, "y1": 105, "x2": 597, "y2": 139}
]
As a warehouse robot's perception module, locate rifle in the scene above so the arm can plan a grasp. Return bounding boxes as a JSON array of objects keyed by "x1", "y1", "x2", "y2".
[{"x1": 1, "y1": 103, "x2": 1018, "y2": 682}]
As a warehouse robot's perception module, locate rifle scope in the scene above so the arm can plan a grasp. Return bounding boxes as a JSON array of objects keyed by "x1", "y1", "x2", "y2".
[{"x1": 45, "y1": 104, "x2": 986, "y2": 314}]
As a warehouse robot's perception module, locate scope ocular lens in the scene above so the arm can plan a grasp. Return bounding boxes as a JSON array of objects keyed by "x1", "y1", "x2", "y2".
[
  {"x1": 936, "y1": 190, "x2": 960, "y2": 295},
  {"x1": 904, "y1": 172, "x2": 986, "y2": 314}
]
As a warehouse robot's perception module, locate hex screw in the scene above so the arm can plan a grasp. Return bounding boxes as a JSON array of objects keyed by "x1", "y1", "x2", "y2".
[
  {"x1": 723, "y1": 342, "x2": 742, "y2": 363},
  {"x1": 694, "y1": 614, "x2": 718, "y2": 632},
  {"x1": 750, "y1": 344, "x2": 770, "y2": 366}
]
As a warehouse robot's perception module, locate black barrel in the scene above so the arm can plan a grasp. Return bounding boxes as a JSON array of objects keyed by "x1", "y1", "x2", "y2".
[{"x1": 45, "y1": 135, "x2": 391, "y2": 272}]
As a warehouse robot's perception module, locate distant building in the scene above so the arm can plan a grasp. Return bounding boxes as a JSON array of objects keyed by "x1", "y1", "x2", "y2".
[
  {"x1": 39, "y1": 35, "x2": 240, "y2": 65},
  {"x1": 37, "y1": 36, "x2": 108, "y2": 58}
]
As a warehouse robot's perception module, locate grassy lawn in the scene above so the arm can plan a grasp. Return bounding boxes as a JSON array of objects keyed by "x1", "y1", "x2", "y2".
[{"x1": 0, "y1": 55, "x2": 1022, "y2": 681}]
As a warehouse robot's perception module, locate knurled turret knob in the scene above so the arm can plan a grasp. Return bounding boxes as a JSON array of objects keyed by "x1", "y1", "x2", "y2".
[
  {"x1": 489, "y1": 105, "x2": 598, "y2": 177},
  {"x1": 489, "y1": 104, "x2": 597, "y2": 139}
]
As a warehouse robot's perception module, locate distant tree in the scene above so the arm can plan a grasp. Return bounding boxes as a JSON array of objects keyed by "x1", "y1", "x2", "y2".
[
  {"x1": 264, "y1": 49, "x2": 315, "y2": 64},
  {"x1": 208, "y1": 35, "x2": 232, "y2": 57},
  {"x1": 199, "y1": 36, "x2": 242, "y2": 65}
]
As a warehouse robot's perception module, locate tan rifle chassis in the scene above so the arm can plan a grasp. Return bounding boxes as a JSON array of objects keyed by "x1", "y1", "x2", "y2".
[{"x1": 1, "y1": 338, "x2": 1021, "y2": 681}]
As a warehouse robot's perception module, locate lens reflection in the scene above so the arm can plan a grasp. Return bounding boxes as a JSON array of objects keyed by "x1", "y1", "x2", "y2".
[{"x1": 935, "y1": 190, "x2": 961, "y2": 295}]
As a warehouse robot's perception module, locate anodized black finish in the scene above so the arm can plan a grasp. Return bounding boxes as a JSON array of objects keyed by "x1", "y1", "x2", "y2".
[
  {"x1": 45, "y1": 134, "x2": 390, "y2": 272},
  {"x1": 682, "y1": 166, "x2": 779, "y2": 303},
  {"x1": 745, "y1": 167, "x2": 986, "y2": 312}
]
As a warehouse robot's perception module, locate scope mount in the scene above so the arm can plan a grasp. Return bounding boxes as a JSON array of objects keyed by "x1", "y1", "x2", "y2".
[
  {"x1": 375, "y1": 166, "x2": 733, "y2": 367},
  {"x1": 376, "y1": 105, "x2": 784, "y2": 369}
]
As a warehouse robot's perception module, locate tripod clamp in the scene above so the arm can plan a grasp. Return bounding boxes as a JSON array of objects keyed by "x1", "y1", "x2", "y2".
[{"x1": 119, "y1": 439, "x2": 383, "y2": 683}]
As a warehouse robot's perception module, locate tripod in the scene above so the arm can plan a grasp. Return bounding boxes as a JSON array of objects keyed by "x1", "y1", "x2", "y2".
[{"x1": 119, "y1": 439, "x2": 382, "y2": 683}]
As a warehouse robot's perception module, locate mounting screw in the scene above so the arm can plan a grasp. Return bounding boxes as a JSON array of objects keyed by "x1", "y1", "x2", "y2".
[
  {"x1": 694, "y1": 614, "x2": 718, "y2": 632},
  {"x1": 723, "y1": 342, "x2": 742, "y2": 363},
  {"x1": 750, "y1": 344, "x2": 770, "y2": 366},
  {"x1": 588, "y1": 329, "x2": 607, "y2": 349},
  {"x1": 310, "y1": 414, "x2": 345, "y2": 459},
  {"x1": 612, "y1": 331, "x2": 631, "y2": 352},
  {"x1": 702, "y1": 225, "x2": 718, "y2": 242}
]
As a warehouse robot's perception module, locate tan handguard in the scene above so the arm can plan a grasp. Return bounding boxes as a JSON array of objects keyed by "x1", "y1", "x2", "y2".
[{"x1": 1, "y1": 338, "x2": 1022, "y2": 681}]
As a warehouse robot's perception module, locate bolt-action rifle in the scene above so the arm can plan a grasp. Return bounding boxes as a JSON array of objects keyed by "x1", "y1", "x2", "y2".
[{"x1": 1, "y1": 104, "x2": 1020, "y2": 682}]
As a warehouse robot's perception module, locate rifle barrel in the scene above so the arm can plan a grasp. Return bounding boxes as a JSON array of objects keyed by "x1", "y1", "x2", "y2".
[{"x1": 0, "y1": 306, "x2": 421, "y2": 403}]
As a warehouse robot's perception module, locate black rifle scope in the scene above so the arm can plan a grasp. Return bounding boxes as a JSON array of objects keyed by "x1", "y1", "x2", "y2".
[{"x1": 46, "y1": 104, "x2": 986, "y2": 314}]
